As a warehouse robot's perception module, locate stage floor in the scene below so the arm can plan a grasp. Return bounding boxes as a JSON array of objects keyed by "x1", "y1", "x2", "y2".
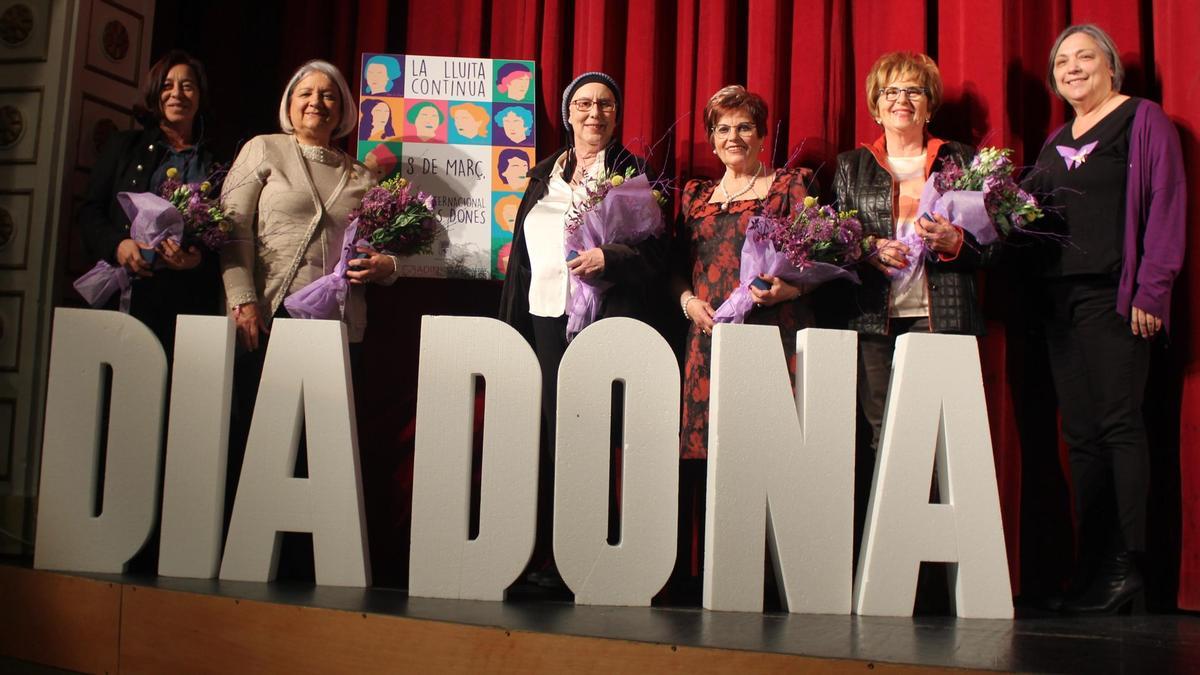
[{"x1": 3, "y1": 561, "x2": 1199, "y2": 673}]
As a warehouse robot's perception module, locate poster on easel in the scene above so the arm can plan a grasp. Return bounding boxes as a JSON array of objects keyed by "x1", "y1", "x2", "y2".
[{"x1": 358, "y1": 53, "x2": 535, "y2": 280}]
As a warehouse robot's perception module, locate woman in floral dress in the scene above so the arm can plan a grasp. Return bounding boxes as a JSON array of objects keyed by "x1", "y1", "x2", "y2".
[{"x1": 668, "y1": 85, "x2": 813, "y2": 599}]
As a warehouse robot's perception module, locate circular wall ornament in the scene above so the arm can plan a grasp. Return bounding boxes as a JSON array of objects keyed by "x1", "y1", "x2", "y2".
[
  {"x1": 0, "y1": 104, "x2": 24, "y2": 148},
  {"x1": 101, "y1": 19, "x2": 129, "y2": 62},
  {"x1": 0, "y1": 206, "x2": 13, "y2": 251},
  {"x1": 0, "y1": 3, "x2": 34, "y2": 48}
]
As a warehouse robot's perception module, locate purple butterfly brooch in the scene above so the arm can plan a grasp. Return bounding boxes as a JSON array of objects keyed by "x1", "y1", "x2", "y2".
[{"x1": 1055, "y1": 141, "x2": 1098, "y2": 170}]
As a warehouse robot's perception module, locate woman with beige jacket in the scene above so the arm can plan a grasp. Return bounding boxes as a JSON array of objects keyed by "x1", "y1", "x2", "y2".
[
  {"x1": 220, "y1": 60, "x2": 398, "y2": 577},
  {"x1": 221, "y1": 59, "x2": 400, "y2": 351}
]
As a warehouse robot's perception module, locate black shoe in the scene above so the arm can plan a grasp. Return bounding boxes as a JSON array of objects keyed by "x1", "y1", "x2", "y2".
[{"x1": 1062, "y1": 551, "x2": 1145, "y2": 615}]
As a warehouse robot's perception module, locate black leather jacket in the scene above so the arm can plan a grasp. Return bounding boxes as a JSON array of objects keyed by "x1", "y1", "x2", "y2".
[{"x1": 825, "y1": 136, "x2": 991, "y2": 336}]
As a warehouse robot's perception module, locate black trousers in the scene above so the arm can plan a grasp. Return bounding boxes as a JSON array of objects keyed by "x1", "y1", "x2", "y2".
[
  {"x1": 527, "y1": 314, "x2": 622, "y2": 572},
  {"x1": 857, "y1": 316, "x2": 932, "y2": 452},
  {"x1": 854, "y1": 316, "x2": 931, "y2": 562},
  {"x1": 1043, "y1": 278, "x2": 1150, "y2": 555}
]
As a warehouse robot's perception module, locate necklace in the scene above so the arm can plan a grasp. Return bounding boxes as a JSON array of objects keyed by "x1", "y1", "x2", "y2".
[
  {"x1": 717, "y1": 162, "x2": 764, "y2": 211},
  {"x1": 298, "y1": 142, "x2": 342, "y2": 166},
  {"x1": 572, "y1": 149, "x2": 601, "y2": 185}
]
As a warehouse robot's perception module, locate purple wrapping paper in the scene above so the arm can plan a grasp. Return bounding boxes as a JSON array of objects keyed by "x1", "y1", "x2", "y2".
[
  {"x1": 284, "y1": 219, "x2": 361, "y2": 321},
  {"x1": 73, "y1": 261, "x2": 132, "y2": 310},
  {"x1": 564, "y1": 173, "x2": 665, "y2": 339},
  {"x1": 713, "y1": 216, "x2": 860, "y2": 324},
  {"x1": 885, "y1": 231, "x2": 927, "y2": 288},
  {"x1": 918, "y1": 173, "x2": 997, "y2": 245},
  {"x1": 72, "y1": 192, "x2": 184, "y2": 311}
]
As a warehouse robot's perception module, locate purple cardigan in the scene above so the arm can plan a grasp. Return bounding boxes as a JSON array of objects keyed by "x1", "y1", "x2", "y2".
[{"x1": 1045, "y1": 98, "x2": 1187, "y2": 331}]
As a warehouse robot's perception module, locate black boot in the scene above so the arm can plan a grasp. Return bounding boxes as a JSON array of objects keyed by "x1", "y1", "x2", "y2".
[{"x1": 1061, "y1": 551, "x2": 1145, "y2": 615}]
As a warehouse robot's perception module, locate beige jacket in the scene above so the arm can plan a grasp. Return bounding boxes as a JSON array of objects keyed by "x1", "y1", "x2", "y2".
[{"x1": 221, "y1": 133, "x2": 392, "y2": 342}]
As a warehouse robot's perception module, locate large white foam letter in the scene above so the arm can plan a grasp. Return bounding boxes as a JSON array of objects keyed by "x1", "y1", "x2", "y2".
[
  {"x1": 158, "y1": 315, "x2": 235, "y2": 578},
  {"x1": 219, "y1": 319, "x2": 370, "y2": 587},
  {"x1": 705, "y1": 326, "x2": 857, "y2": 613},
  {"x1": 853, "y1": 333, "x2": 1012, "y2": 618},
  {"x1": 35, "y1": 309, "x2": 167, "y2": 573},
  {"x1": 554, "y1": 318, "x2": 680, "y2": 606},
  {"x1": 409, "y1": 316, "x2": 541, "y2": 601}
]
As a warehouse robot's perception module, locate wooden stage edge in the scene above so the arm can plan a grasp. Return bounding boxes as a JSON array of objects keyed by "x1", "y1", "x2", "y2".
[
  {"x1": 0, "y1": 566, "x2": 969, "y2": 674},
  {"x1": 8, "y1": 563, "x2": 1200, "y2": 673}
]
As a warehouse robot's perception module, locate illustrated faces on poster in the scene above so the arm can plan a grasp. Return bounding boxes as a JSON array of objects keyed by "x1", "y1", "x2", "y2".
[
  {"x1": 451, "y1": 103, "x2": 490, "y2": 140},
  {"x1": 493, "y1": 195, "x2": 521, "y2": 232},
  {"x1": 496, "y1": 62, "x2": 533, "y2": 102},
  {"x1": 405, "y1": 101, "x2": 446, "y2": 142},
  {"x1": 364, "y1": 55, "x2": 402, "y2": 95},
  {"x1": 497, "y1": 148, "x2": 531, "y2": 190},
  {"x1": 359, "y1": 141, "x2": 400, "y2": 179},
  {"x1": 496, "y1": 241, "x2": 512, "y2": 275},
  {"x1": 492, "y1": 105, "x2": 534, "y2": 147},
  {"x1": 360, "y1": 99, "x2": 400, "y2": 141}
]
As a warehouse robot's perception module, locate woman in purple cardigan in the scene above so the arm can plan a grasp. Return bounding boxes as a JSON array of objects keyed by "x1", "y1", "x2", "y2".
[{"x1": 1024, "y1": 24, "x2": 1186, "y2": 614}]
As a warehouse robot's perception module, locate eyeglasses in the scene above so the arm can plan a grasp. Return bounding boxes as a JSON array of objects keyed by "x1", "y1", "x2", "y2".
[
  {"x1": 570, "y1": 98, "x2": 616, "y2": 113},
  {"x1": 878, "y1": 86, "x2": 929, "y2": 102},
  {"x1": 712, "y1": 123, "x2": 757, "y2": 138}
]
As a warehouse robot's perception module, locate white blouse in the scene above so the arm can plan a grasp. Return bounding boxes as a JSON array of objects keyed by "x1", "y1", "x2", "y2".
[
  {"x1": 886, "y1": 152, "x2": 930, "y2": 318},
  {"x1": 524, "y1": 149, "x2": 604, "y2": 317}
]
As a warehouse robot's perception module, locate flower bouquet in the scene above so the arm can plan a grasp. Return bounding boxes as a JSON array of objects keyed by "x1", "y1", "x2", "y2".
[
  {"x1": 73, "y1": 167, "x2": 230, "y2": 311},
  {"x1": 284, "y1": 176, "x2": 441, "y2": 320},
  {"x1": 713, "y1": 196, "x2": 863, "y2": 324},
  {"x1": 918, "y1": 146, "x2": 1043, "y2": 246},
  {"x1": 562, "y1": 166, "x2": 668, "y2": 340},
  {"x1": 158, "y1": 168, "x2": 231, "y2": 252}
]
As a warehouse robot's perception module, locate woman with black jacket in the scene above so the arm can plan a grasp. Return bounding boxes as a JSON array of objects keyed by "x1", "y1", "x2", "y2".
[
  {"x1": 79, "y1": 49, "x2": 222, "y2": 356},
  {"x1": 498, "y1": 72, "x2": 666, "y2": 589}
]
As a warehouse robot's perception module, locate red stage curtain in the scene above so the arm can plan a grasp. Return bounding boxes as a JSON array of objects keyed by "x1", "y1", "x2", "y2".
[{"x1": 320, "y1": 0, "x2": 1200, "y2": 606}]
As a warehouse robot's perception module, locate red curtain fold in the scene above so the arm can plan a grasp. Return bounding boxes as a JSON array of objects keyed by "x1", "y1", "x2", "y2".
[
  {"x1": 332, "y1": 0, "x2": 1200, "y2": 607},
  {"x1": 850, "y1": 1, "x2": 927, "y2": 143},
  {"x1": 1155, "y1": 0, "x2": 1200, "y2": 611},
  {"x1": 787, "y1": 0, "x2": 850, "y2": 172}
]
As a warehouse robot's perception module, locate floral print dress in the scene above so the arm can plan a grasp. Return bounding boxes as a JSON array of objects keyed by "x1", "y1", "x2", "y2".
[{"x1": 677, "y1": 168, "x2": 813, "y2": 459}]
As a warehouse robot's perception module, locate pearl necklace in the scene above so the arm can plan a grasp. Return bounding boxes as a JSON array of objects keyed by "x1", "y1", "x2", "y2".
[
  {"x1": 298, "y1": 142, "x2": 342, "y2": 166},
  {"x1": 717, "y1": 162, "x2": 764, "y2": 211}
]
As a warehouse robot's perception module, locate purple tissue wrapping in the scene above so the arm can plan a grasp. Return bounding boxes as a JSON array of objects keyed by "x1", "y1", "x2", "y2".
[
  {"x1": 71, "y1": 192, "x2": 185, "y2": 311},
  {"x1": 283, "y1": 219, "x2": 361, "y2": 321},
  {"x1": 885, "y1": 231, "x2": 928, "y2": 288},
  {"x1": 713, "y1": 216, "x2": 860, "y2": 324},
  {"x1": 918, "y1": 173, "x2": 997, "y2": 245},
  {"x1": 564, "y1": 174, "x2": 665, "y2": 340},
  {"x1": 73, "y1": 261, "x2": 133, "y2": 311}
]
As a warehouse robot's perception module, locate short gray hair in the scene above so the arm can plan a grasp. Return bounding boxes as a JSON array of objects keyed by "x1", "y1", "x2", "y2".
[
  {"x1": 278, "y1": 59, "x2": 357, "y2": 139},
  {"x1": 1046, "y1": 24, "x2": 1124, "y2": 99}
]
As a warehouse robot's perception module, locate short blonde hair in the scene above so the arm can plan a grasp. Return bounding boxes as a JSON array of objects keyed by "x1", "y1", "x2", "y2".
[
  {"x1": 279, "y1": 59, "x2": 357, "y2": 139},
  {"x1": 864, "y1": 52, "x2": 943, "y2": 119}
]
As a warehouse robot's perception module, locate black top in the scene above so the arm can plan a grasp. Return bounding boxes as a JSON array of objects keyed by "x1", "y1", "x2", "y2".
[{"x1": 1031, "y1": 97, "x2": 1138, "y2": 278}]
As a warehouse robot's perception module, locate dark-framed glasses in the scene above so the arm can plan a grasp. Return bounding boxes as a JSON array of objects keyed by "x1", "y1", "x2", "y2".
[
  {"x1": 712, "y1": 122, "x2": 757, "y2": 138},
  {"x1": 571, "y1": 98, "x2": 616, "y2": 113},
  {"x1": 878, "y1": 86, "x2": 929, "y2": 102}
]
